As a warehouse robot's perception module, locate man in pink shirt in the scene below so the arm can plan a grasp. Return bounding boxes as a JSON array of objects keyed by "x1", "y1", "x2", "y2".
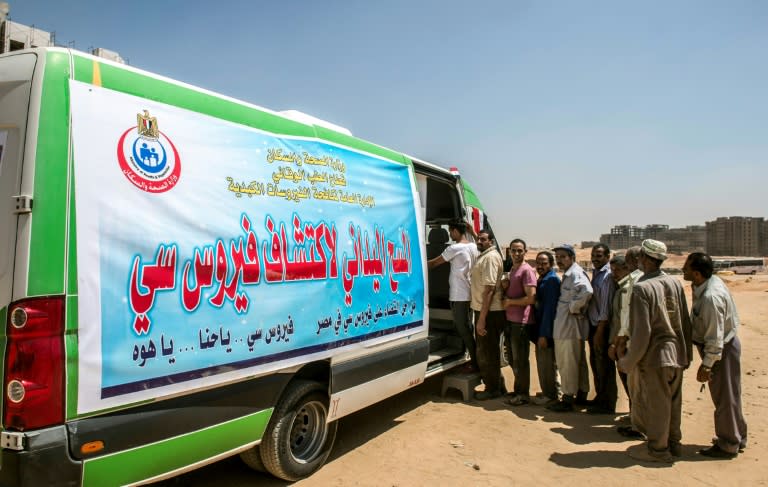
[{"x1": 502, "y1": 238, "x2": 538, "y2": 406}]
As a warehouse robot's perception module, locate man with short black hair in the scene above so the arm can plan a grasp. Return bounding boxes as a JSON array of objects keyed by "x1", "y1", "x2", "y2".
[
  {"x1": 618, "y1": 239, "x2": 692, "y2": 463},
  {"x1": 608, "y1": 254, "x2": 643, "y2": 439},
  {"x1": 683, "y1": 252, "x2": 747, "y2": 459},
  {"x1": 471, "y1": 229, "x2": 506, "y2": 400},
  {"x1": 428, "y1": 222, "x2": 479, "y2": 371},
  {"x1": 531, "y1": 251, "x2": 561, "y2": 405},
  {"x1": 547, "y1": 244, "x2": 593, "y2": 412},
  {"x1": 614, "y1": 246, "x2": 643, "y2": 357},
  {"x1": 501, "y1": 238, "x2": 537, "y2": 406},
  {"x1": 586, "y1": 243, "x2": 617, "y2": 414}
]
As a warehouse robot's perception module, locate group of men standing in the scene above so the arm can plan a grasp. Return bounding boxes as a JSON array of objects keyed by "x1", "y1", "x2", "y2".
[{"x1": 428, "y1": 222, "x2": 748, "y2": 463}]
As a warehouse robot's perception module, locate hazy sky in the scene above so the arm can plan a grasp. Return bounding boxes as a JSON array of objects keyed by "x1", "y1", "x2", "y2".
[{"x1": 10, "y1": 1, "x2": 768, "y2": 246}]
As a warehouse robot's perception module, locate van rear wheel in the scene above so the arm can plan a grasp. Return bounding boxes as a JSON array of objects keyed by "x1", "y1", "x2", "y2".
[{"x1": 260, "y1": 380, "x2": 337, "y2": 481}]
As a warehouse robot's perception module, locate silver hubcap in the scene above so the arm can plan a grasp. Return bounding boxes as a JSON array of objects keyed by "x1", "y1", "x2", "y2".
[{"x1": 289, "y1": 399, "x2": 328, "y2": 464}]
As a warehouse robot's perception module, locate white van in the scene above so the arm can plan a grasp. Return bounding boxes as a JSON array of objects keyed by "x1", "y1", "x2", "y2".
[{"x1": 0, "y1": 47, "x2": 490, "y2": 486}]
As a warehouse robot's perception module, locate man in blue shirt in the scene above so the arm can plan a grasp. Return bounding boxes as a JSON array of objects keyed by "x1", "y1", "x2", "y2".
[
  {"x1": 587, "y1": 244, "x2": 617, "y2": 414},
  {"x1": 531, "y1": 251, "x2": 561, "y2": 405}
]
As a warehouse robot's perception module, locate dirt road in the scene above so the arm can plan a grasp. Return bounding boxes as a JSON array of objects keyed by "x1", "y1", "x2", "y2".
[{"x1": 163, "y1": 275, "x2": 767, "y2": 486}]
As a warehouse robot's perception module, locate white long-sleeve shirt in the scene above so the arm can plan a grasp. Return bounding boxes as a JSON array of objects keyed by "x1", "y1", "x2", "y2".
[{"x1": 691, "y1": 275, "x2": 740, "y2": 368}]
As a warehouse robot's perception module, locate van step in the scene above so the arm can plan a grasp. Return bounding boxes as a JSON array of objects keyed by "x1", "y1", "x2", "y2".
[
  {"x1": 429, "y1": 318, "x2": 454, "y2": 332},
  {"x1": 427, "y1": 331, "x2": 448, "y2": 352},
  {"x1": 428, "y1": 346, "x2": 464, "y2": 364}
]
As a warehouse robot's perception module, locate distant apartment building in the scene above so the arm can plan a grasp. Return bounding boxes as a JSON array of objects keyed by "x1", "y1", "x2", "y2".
[
  {"x1": 644, "y1": 224, "x2": 670, "y2": 240},
  {"x1": 599, "y1": 223, "x2": 705, "y2": 253},
  {"x1": 1, "y1": 17, "x2": 125, "y2": 63},
  {"x1": 0, "y1": 19, "x2": 54, "y2": 53},
  {"x1": 599, "y1": 225, "x2": 644, "y2": 250},
  {"x1": 662, "y1": 225, "x2": 706, "y2": 253},
  {"x1": 706, "y1": 216, "x2": 768, "y2": 257}
]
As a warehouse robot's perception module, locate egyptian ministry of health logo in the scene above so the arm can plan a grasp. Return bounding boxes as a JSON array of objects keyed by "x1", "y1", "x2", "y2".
[{"x1": 117, "y1": 110, "x2": 181, "y2": 193}]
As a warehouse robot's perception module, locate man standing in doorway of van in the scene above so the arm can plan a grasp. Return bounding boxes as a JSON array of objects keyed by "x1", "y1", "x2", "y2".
[
  {"x1": 547, "y1": 244, "x2": 593, "y2": 412},
  {"x1": 683, "y1": 252, "x2": 747, "y2": 459},
  {"x1": 618, "y1": 239, "x2": 691, "y2": 463},
  {"x1": 471, "y1": 228, "x2": 506, "y2": 400},
  {"x1": 501, "y1": 238, "x2": 538, "y2": 406},
  {"x1": 428, "y1": 222, "x2": 480, "y2": 372}
]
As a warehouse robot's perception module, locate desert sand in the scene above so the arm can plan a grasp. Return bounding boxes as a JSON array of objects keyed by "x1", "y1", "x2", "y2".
[{"x1": 164, "y1": 272, "x2": 767, "y2": 486}]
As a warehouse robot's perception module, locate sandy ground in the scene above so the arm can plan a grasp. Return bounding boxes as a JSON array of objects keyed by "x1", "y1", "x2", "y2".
[{"x1": 166, "y1": 274, "x2": 768, "y2": 486}]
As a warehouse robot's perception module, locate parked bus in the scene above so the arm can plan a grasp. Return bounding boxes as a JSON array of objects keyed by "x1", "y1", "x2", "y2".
[
  {"x1": 713, "y1": 258, "x2": 765, "y2": 275},
  {"x1": 0, "y1": 47, "x2": 489, "y2": 486}
]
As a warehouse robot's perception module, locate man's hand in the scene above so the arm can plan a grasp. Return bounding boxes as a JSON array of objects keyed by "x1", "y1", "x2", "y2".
[
  {"x1": 696, "y1": 364, "x2": 712, "y2": 383},
  {"x1": 617, "y1": 359, "x2": 627, "y2": 374},
  {"x1": 476, "y1": 317, "x2": 487, "y2": 336},
  {"x1": 594, "y1": 322, "x2": 607, "y2": 352},
  {"x1": 537, "y1": 336, "x2": 548, "y2": 349},
  {"x1": 615, "y1": 336, "x2": 628, "y2": 358}
]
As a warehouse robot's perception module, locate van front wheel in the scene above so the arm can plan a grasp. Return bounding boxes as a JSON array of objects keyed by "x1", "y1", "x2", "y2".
[{"x1": 260, "y1": 380, "x2": 338, "y2": 481}]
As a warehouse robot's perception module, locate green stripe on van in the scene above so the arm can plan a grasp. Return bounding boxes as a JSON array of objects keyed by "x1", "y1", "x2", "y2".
[
  {"x1": 71, "y1": 55, "x2": 409, "y2": 165},
  {"x1": 81, "y1": 409, "x2": 272, "y2": 487},
  {"x1": 67, "y1": 148, "x2": 78, "y2": 296},
  {"x1": 72, "y1": 56, "x2": 314, "y2": 138},
  {"x1": 27, "y1": 51, "x2": 71, "y2": 295},
  {"x1": 313, "y1": 126, "x2": 410, "y2": 166},
  {"x1": 65, "y1": 295, "x2": 79, "y2": 418}
]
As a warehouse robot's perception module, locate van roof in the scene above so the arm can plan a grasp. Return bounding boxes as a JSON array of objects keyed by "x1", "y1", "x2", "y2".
[{"x1": 14, "y1": 47, "x2": 416, "y2": 165}]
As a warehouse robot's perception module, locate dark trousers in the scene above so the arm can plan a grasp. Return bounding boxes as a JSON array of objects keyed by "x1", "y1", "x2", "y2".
[
  {"x1": 475, "y1": 310, "x2": 506, "y2": 394},
  {"x1": 536, "y1": 342, "x2": 560, "y2": 400},
  {"x1": 504, "y1": 322, "x2": 531, "y2": 397},
  {"x1": 588, "y1": 324, "x2": 618, "y2": 410},
  {"x1": 699, "y1": 336, "x2": 748, "y2": 453},
  {"x1": 451, "y1": 301, "x2": 477, "y2": 368}
]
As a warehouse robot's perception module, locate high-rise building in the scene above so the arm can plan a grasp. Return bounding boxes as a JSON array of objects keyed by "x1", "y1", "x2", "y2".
[
  {"x1": 600, "y1": 223, "x2": 706, "y2": 253},
  {"x1": 663, "y1": 225, "x2": 706, "y2": 253},
  {"x1": 706, "y1": 217, "x2": 766, "y2": 256}
]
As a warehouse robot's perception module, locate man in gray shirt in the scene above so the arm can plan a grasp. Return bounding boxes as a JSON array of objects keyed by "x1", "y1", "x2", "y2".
[
  {"x1": 547, "y1": 244, "x2": 593, "y2": 412},
  {"x1": 683, "y1": 252, "x2": 747, "y2": 459}
]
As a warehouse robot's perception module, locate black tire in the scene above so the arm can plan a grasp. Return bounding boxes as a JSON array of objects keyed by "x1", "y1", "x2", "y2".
[
  {"x1": 260, "y1": 380, "x2": 338, "y2": 481},
  {"x1": 239, "y1": 445, "x2": 267, "y2": 473}
]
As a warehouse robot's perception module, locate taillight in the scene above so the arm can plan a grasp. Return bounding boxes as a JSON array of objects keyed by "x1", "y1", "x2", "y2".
[{"x1": 4, "y1": 296, "x2": 65, "y2": 430}]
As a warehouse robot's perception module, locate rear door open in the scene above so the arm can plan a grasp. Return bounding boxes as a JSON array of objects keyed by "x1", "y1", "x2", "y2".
[{"x1": 0, "y1": 51, "x2": 37, "y2": 313}]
